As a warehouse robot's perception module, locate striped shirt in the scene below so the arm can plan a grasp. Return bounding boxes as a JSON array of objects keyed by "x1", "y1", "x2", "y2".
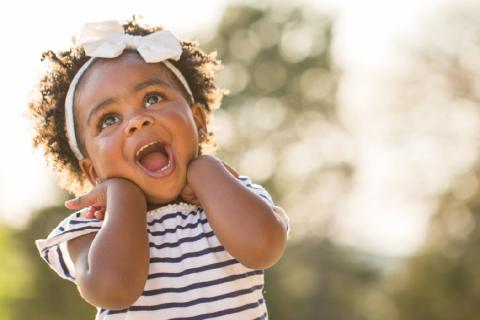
[{"x1": 36, "y1": 176, "x2": 287, "y2": 319}]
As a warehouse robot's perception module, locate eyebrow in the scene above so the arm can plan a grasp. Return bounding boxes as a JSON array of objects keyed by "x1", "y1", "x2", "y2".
[
  {"x1": 86, "y1": 78, "x2": 171, "y2": 126},
  {"x1": 87, "y1": 97, "x2": 117, "y2": 127},
  {"x1": 133, "y1": 78, "x2": 171, "y2": 92}
]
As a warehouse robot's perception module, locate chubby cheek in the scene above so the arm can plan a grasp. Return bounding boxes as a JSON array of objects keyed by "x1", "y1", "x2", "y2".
[
  {"x1": 167, "y1": 109, "x2": 200, "y2": 157},
  {"x1": 87, "y1": 134, "x2": 125, "y2": 176}
]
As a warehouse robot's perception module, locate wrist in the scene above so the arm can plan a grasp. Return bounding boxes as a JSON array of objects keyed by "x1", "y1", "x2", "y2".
[{"x1": 106, "y1": 178, "x2": 147, "y2": 212}]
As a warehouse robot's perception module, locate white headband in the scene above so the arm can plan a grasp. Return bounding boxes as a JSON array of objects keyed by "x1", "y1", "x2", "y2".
[{"x1": 65, "y1": 20, "x2": 194, "y2": 160}]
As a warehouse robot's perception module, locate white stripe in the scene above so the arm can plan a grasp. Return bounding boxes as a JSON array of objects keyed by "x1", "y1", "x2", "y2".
[
  {"x1": 148, "y1": 247, "x2": 233, "y2": 275},
  {"x1": 144, "y1": 261, "x2": 258, "y2": 292},
  {"x1": 139, "y1": 273, "x2": 264, "y2": 306},
  {"x1": 132, "y1": 282, "x2": 265, "y2": 319}
]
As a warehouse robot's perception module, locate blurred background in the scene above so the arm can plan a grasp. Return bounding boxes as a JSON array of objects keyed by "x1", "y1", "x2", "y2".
[{"x1": 1, "y1": 0, "x2": 479, "y2": 318}]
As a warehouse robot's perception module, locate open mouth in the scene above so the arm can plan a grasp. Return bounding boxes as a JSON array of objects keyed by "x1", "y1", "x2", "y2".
[{"x1": 135, "y1": 141, "x2": 175, "y2": 176}]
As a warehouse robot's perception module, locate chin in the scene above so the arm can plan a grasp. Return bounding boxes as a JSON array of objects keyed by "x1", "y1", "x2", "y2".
[
  {"x1": 146, "y1": 192, "x2": 181, "y2": 207},
  {"x1": 142, "y1": 170, "x2": 188, "y2": 207}
]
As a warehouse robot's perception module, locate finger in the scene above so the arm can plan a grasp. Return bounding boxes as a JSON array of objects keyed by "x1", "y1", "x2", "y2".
[
  {"x1": 65, "y1": 191, "x2": 98, "y2": 210},
  {"x1": 85, "y1": 206, "x2": 96, "y2": 219},
  {"x1": 180, "y1": 185, "x2": 196, "y2": 203},
  {"x1": 94, "y1": 209, "x2": 105, "y2": 220},
  {"x1": 181, "y1": 191, "x2": 200, "y2": 205},
  {"x1": 189, "y1": 197, "x2": 201, "y2": 205},
  {"x1": 85, "y1": 205, "x2": 104, "y2": 219}
]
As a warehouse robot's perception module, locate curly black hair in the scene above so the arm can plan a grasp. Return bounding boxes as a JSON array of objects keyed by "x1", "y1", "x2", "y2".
[{"x1": 28, "y1": 18, "x2": 224, "y2": 196}]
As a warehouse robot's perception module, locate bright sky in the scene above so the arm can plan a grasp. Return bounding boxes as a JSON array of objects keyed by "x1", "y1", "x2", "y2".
[{"x1": 0, "y1": 0, "x2": 457, "y2": 257}]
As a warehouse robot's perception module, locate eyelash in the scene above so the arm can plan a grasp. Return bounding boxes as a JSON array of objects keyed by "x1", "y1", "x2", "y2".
[
  {"x1": 96, "y1": 92, "x2": 166, "y2": 131},
  {"x1": 144, "y1": 91, "x2": 166, "y2": 108},
  {"x1": 98, "y1": 113, "x2": 120, "y2": 131}
]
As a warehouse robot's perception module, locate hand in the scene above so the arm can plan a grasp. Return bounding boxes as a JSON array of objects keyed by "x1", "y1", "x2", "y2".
[
  {"x1": 65, "y1": 182, "x2": 107, "y2": 220},
  {"x1": 179, "y1": 155, "x2": 240, "y2": 205},
  {"x1": 65, "y1": 178, "x2": 143, "y2": 220},
  {"x1": 179, "y1": 183, "x2": 200, "y2": 205}
]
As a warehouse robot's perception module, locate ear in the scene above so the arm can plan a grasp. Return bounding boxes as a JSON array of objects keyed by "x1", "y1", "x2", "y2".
[
  {"x1": 79, "y1": 158, "x2": 98, "y2": 186},
  {"x1": 191, "y1": 103, "x2": 207, "y2": 137}
]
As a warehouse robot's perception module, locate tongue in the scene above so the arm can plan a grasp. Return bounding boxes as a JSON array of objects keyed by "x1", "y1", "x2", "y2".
[{"x1": 140, "y1": 152, "x2": 168, "y2": 171}]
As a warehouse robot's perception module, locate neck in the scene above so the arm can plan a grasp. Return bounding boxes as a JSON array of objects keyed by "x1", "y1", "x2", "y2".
[{"x1": 146, "y1": 196, "x2": 191, "y2": 211}]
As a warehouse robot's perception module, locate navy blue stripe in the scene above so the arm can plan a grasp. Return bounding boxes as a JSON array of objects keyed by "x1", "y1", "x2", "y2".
[
  {"x1": 241, "y1": 182, "x2": 272, "y2": 203},
  {"x1": 258, "y1": 194, "x2": 271, "y2": 202},
  {"x1": 106, "y1": 308, "x2": 128, "y2": 315},
  {"x1": 169, "y1": 298, "x2": 265, "y2": 320},
  {"x1": 148, "y1": 218, "x2": 208, "y2": 236},
  {"x1": 56, "y1": 246, "x2": 73, "y2": 280},
  {"x1": 54, "y1": 225, "x2": 101, "y2": 237},
  {"x1": 69, "y1": 219, "x2": 101, "y2": 225},
  {"x1": 149, "y1": 231, "x2": 215, "y2": 250},
  {"x1": 147, "y1": 209, "x2": 202, "y2": 226},
  {"x1": 148, "y1": 259, "x2": 238, "y2": 279},
  {"x1": 242, "y1": 181, "x2": 267, "y2": 193},
  {"x1": 150, "y1": 246, "x2": 225, "y2": 264},
  {"x1": 97, "y1": 308, "x2": 110, "y2": 315},
  {"x1": 107, "y1": 284, "x2": 264, "y2": 314},
  {"x1": 43, "y1": 250, "x2": 50, "y2": 264},
  {"x1": 244, "y1": 183, "x2": 264, "y2": 191},
  {"x1": 143, "y1": 270, "x2": 263, "y2": 296}
]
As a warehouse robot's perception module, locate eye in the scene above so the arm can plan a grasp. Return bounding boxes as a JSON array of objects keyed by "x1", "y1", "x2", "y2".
[
  {"x1": 99, "y1": 114, "x2": 120, "y2": 130},
  {"x1": 144, "y1": 92, "x2": 164, "y2": 108}
]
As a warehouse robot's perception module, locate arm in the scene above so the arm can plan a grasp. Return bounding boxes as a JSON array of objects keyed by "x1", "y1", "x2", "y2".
[
  {"x1": 187, "y1": 155, "x2": 288, "y2": 269},
  {"x1": 66, "y1": 178, "x2": 149, "y2": 310}
]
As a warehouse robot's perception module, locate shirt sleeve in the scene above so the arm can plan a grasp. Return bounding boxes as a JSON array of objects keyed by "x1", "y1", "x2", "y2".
[
  {"x1": 237, "y1": 176, "x2": 274, "y2": 205},
  {"x1": 237, "y1": 176, "x2": 290, "y2": 237},
  {"x1": 35, "y1": 209, "x2": 103, "y2": 282}
]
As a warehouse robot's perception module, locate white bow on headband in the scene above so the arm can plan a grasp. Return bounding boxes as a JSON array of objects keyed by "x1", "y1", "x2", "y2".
[
  {"x1": 65, "y1": 20, "x2": 194, "y2": 160},
  {"x1": 77, "y1": 20, "x2": 183, "y2": 63}
]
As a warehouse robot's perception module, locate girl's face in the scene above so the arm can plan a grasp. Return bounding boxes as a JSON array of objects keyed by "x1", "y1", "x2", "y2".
[{"x1": 75, "y1": 52, "x2": 205, "y2": 205}]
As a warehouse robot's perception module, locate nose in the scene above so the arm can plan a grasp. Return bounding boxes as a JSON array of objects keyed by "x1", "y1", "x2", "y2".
[{"x1": 124, "y1": 113, "x2": 154, "y2": 136}]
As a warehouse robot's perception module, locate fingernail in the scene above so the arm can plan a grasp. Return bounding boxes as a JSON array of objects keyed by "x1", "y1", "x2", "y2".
[{"x1": 64, "y1": 199, "x2": 75, "y2": 208}]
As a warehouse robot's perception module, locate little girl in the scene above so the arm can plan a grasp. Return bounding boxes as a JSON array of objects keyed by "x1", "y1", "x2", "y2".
[{"x1": 32, "y1": 19, "x2": 289, "y2": 319}]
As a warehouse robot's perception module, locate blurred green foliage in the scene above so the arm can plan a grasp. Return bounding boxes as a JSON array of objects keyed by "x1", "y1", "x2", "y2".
[
  {"x1": 204, "y1": 3, "x2": 343, "y2": 200},
  {"x1": 8, "y1": 206, "x2": 95, "y2": 319},
  {"x1": 0, "y1": 226, "x2": 31, "y2": 320},
  {"x1": 385, "y1": 3, "x2": 480, "y2": 319},
  {"x1": 265, "y1": 239, "x2": 385, "y2": 320},
  {"x1": 389, "y1": 169, "x2": 480, "y2": 320}
]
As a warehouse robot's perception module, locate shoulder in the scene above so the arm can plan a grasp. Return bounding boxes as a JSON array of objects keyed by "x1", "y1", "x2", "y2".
[
  {"x1": 238, "y1": 175, "x2": 291, "y2": 237},
  {"x1": 237, "y1": 175, "x2": 274, "y2": 205},
  {"x1": 35, "y1": 209, "x2": 103, "y2": 281}
]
